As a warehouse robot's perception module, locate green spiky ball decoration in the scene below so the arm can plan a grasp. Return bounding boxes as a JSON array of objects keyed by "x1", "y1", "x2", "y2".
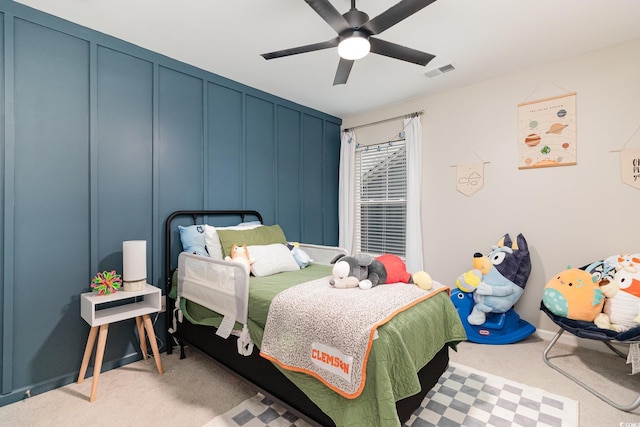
[{"x1": 91, "y1": 270, "x2": 122, "y2": 295}]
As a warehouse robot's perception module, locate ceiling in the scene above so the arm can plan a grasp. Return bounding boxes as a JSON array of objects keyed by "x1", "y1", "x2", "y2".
[{"x1": 14, "y1": 0, "x2": 640, "y2": 118}]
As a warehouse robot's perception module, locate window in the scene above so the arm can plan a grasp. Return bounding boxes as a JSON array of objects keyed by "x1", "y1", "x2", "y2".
[{"x1": 354, "y1": 141, "x2": 407, "y2": 257}]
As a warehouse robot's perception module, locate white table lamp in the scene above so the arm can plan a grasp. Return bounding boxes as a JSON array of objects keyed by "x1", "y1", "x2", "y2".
[{"x1": 122, "y1": 240, "x2": 147, "y2": 291}]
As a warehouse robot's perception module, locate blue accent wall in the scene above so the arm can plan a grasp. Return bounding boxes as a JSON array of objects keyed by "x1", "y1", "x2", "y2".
[
  {"x1": 0, "y1": 9, "x2": 5, "y2": 398},
  {"x1": 0, "y1": 1, "x2": 341, "y2": 405},
  {"x1": 12, "y1": 15, "x2": 92, "y2": 391}
]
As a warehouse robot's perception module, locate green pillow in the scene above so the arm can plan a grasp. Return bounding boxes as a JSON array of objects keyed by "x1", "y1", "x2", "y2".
[{"x1": 217, "y1": 225, "x2": 287, "y2": 258}]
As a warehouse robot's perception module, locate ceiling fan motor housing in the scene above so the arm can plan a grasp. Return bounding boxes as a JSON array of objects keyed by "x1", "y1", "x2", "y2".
[
  {"x1": 343, "y1": 9, "x2": 370, "y2": 31},
  {"x1": 339, "y1": 30, "x2": 370, "y2": 43}
]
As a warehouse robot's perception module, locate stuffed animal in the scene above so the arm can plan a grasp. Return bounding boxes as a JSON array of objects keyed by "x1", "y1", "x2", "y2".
[
  {"x1": 456, "y1": 233, "x2": 531, "y2": 326},
  {"x1": 594, "y1": 254, "x2": 640, "y2": 331},
  {"x1": 225, "y1": 244, "x2": 254, "y2": 275},
  {"x1": 542, "y1": 267, "x2": 606, "y2": 322},
  {"x1": 287, "y1": 242, "x2": 313, "y2": 268},
  {"x1": 330, "y1": 253, "x2": 432, "y2": 290}
]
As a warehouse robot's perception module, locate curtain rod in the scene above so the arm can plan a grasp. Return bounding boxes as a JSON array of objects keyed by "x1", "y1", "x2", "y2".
[{"x1": 343, "y1": 110, "x2": 424, "y2": 132}]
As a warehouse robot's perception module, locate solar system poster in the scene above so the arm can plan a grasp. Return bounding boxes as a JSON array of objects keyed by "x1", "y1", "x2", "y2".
[{"x1": 518, "y1": 92, "x2": 576, "y2": 169}]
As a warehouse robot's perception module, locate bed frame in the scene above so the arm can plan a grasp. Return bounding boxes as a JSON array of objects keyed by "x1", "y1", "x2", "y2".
[{"x1": 164, "y1": 210, "x2": 449, "y2": 426}]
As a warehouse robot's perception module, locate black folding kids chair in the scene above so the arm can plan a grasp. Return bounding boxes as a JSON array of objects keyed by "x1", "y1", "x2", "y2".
[{"x1": 540, "y1": 302, "x2": 640, "y2": 412}]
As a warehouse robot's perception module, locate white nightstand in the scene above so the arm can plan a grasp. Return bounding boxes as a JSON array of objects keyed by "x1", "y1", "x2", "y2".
[{"x1": 77, "y1": 284, "x2": 164, "y2": 402}]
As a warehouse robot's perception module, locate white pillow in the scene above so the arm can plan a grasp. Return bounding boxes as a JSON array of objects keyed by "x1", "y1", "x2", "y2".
[
  {"x1": 233, "y1": 221, "x2": 263, "y2": 229},
  {"x1": 247, "y1": 244, "x2": 300, "y2": 277},
  {"x1": 204, "y1": 225, "x2": 223, "y2": 260},
  {"x1": 222, "y1": 222, "x2": 263, "y2": 230}
]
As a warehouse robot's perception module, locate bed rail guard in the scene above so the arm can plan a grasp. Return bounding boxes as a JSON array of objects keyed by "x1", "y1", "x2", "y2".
[
  {"x1": 164, "y1": 210, "x2": 263, "y2": 355},
  {"x1": 299, "y1": 243, "x2": 347, "y2": 265},
  {"x1": 164, "y1": 210, "x2": 263, "y2": 295}
]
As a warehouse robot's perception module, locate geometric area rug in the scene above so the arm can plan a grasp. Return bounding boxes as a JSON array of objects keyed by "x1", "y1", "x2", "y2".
[
  {"x1": 202, "y1": 362, "x2": 579, "y2": 427},
  {"x1": 405, "y1": 363, "x2": 578, "y2": 427}
]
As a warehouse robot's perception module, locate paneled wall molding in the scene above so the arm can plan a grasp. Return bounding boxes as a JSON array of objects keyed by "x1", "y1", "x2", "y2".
[
  {"x1": 0, "y1": 0, "x2": 340, "y2": 406},
  {"x1": 1, "y1": 7, "x2": 13, "y2": 396},
  {"x1": 89, "y1": 40, "x2": 99, "y2": 276}
]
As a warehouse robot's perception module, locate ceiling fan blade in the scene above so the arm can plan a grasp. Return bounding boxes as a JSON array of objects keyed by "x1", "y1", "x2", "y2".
[
  {"x1": 262, "y1": 38, "x2": 339, "y2": 60},
  {"x1": 369, "y1": 37, "x2": 435, "y2": 66},
  {"x1": 304, "y1": 0, "x2": 352, "y2": 34},
  {"x1": 362, "y1": 0, "x2": 437, "y2": 35},
  {"x1": 333, "y1": 58, "x2": 355, "y2": 85}
]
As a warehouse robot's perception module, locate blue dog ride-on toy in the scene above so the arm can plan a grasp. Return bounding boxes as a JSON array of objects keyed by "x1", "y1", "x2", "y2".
[
  {"x1": 451, "y1": 288, "x2": 536, "y2": 344},
  {"x1": 452, "y1": 233, "x2": 536, "y2": 344}
]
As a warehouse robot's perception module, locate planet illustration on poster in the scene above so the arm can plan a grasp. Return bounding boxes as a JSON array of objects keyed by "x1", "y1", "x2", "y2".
[
  {"x1": 525, "y1": 134, "x2": 541, "y2": 147},
  {"x1": 529, "y1": 120, "x2": 538, "y2": 129},
  {"x1": 541, "y1": 145, "x2": 551, "y2": 154},
  {"x1": 557, "y1": 109, "x2": 567, "y2": 118},
  {"x1": 546, "y1": 123, "x2": 569, "y2": 134},
  {"x1": 562, "y1": 142, "x2": 570, "y2": 149}
]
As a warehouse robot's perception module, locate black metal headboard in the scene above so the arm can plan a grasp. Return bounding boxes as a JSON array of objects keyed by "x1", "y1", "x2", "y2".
[{"x1": 163, "y1": 209, "x2": 263, "y2": 295}]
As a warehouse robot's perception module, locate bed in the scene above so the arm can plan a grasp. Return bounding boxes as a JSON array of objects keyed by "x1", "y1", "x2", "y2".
[{"x1": 164, "y1": 210, "x2": 466, "y2": 427}]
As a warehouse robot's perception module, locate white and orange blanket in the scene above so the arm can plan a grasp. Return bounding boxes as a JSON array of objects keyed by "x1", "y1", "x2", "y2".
[{"x1": 259, "y1": 277, "x2": 448, "y2": 398}]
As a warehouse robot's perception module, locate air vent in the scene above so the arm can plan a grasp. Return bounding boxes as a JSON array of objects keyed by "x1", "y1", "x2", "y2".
[{"x1": 424, "y1": 62, "x2": 456, "y2": 78}]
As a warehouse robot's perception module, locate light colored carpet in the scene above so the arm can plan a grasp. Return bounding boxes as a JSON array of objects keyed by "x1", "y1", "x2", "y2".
[
  {"x1": 0, "y1": 334, "x2": 638, "y2": 427},
  {"x1": 204, "y1": 362, "x2": 578, "y2": 427},
  {"x1": 0, "y1": 347, "x2": 255, "y2": 427}
]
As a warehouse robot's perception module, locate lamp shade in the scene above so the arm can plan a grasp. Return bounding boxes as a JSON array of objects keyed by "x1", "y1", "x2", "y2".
[{"x1": 122, "y1": 240, "x2": 146, "y2": 291}]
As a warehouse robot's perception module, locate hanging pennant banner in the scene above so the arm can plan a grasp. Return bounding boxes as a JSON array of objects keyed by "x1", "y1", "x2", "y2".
[
  {"x1": 620, "y1": 147, "x2": 640, "y2": 190},
  {"x1": 456, "y1": 163, "x2": 484, "y2": 196}
]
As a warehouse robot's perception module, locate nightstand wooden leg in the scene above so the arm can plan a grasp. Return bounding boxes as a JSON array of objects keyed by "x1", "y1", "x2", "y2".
[
  {"x1": 135, "y1": 316, "x2": 148, "y2": 359},
  {"x1": 78, "y1": 326, "x2": 99, "y2": 384},
  {"x1": 142, "y1": 314, "x2": 164, "y2": 374},
  {"x1": 89, "y1": 324, "x2": 109, "y2": 402}
]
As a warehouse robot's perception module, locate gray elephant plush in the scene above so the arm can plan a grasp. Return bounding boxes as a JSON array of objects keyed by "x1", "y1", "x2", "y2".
[
  {"x1": 330, "y1": 253, "x2": 433, "y2": 290},
  {"x1": 329, "y1": 254, "x2": 386, "y2": 290}
]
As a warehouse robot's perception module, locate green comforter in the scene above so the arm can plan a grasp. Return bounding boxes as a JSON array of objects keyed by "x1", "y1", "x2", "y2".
[{"x1": 172, "y1": 264, "x2": 466, "y2": 426}]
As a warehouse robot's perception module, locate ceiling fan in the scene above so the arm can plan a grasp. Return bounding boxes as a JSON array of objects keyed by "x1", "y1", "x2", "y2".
[{"x1": 261, "y1": 0, "x2": 437, "y2": 85}]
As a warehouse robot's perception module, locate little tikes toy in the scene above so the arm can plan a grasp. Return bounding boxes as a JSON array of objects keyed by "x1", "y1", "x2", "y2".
[
  {"x1": 452, "y1": 233, "x2": 535, "y2": 344},
  {"x1": 330, "y1": 253, "x2": 432, "y2": 290}
]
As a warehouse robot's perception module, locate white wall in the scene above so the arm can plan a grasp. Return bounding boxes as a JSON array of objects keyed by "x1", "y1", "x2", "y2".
[{"x1": 342, "y1": 38, "x2": 640, "y2": 334}]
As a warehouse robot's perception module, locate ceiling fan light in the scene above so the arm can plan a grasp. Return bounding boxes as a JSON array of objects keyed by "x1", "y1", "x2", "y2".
[{"x1": 338, "y1": 35, "x2": 370, "y2": 60}]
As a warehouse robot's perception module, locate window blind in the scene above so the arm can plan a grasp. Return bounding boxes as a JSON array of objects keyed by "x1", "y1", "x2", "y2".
[{"x1": 355, "y1": 141, "x2": 407, "y2": 257}]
